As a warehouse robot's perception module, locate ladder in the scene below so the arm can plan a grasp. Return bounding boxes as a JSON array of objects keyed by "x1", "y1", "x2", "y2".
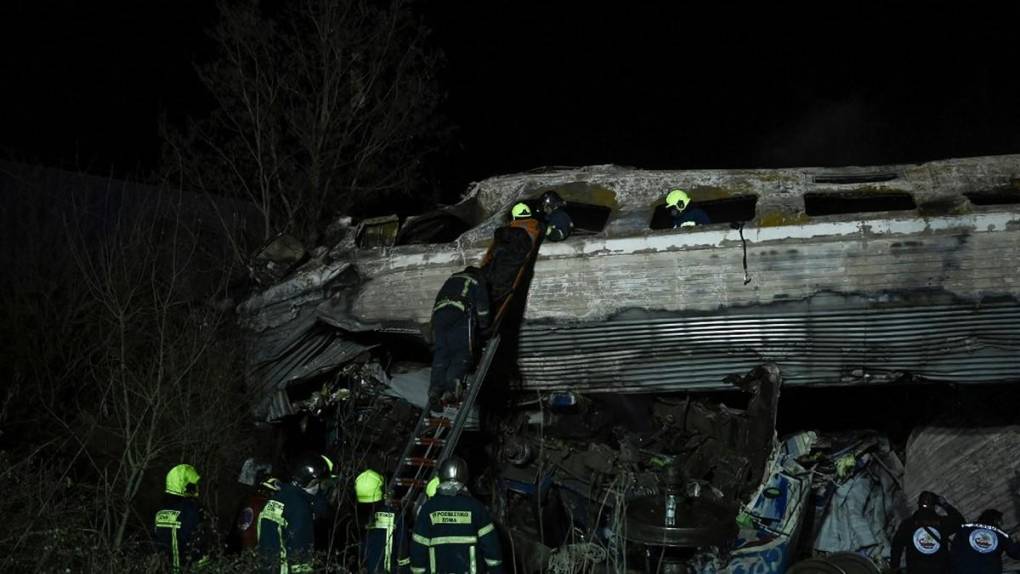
[
  {"x1": 386, "y1": 217, "x2": 546, "y2": 512},
  {"x1": 386, "y1": 333, "x2": 503, "y2": 510}
]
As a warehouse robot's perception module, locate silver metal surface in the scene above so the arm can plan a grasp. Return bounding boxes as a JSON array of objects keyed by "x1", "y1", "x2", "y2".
[{"x1": 517, "y1": 301, "x2": 1020, "y2": 392}]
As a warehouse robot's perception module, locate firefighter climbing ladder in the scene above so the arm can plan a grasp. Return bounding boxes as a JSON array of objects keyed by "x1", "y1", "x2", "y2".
[
  {"x1": 386, "y1": 217, "x2": 545, "y2": 511},
  {"x1": 386, "y1": 333, "x2": 503, "y2": 509}
]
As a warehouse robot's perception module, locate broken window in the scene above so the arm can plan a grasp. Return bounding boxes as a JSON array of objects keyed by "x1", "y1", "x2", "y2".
[
  {"x1": 560, "y1": 202, "x2": 611, "y2": 234},
  {"x1": 512, "y1": 199, "x2": 612, "y2": 235},
  {"x1": 649, "y1": 195, "x2": 758, "y2": 230},
  {"x1": 355, "y1": 215, "x2": 399, "y2": 249},
  {"x1": 395, "y1": 212, "x2": 473, "y2": 246},
  {"x1": 803, "y1": 191, "x2": 916, "y2": 216},
  {"x1": 964, "y1": 188, "x2": 1020, "y2": 206},
  {"x1": 396, "y1": 198, "x2": 484, "y2": 246}
]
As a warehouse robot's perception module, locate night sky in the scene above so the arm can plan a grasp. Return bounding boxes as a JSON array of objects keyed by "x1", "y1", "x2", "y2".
[{"x1": 2, "y1": 2, "x2": 1019, "y2": 201}]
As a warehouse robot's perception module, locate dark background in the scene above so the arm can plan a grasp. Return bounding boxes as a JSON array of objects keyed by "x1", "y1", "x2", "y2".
[{"x1": 2, "y1": 1, "x2": 1019, "y2": 204}]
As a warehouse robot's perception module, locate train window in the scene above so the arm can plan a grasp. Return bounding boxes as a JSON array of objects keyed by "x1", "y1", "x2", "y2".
[
  {"x1": 356, "y1": 215, "x2": 399, "y2": 248},
  {"x1": 509, "y1": 199, "x2": 612, "y2": 235},
  {"x1": 396, "y1": 212, "x2": 473, "y2": 245},
  {"x1": 563, "y1": 202, "x2": 611, "y2": 234},
  {"x1": 965, "y1": 189, "x2": 1020, "y2": 206},
  {"x1": 649, "y1": 195, "x2": 758, "y2": 230},
  {"x1": 804, "y1": 191, "x2": 916, "y2": 216}
]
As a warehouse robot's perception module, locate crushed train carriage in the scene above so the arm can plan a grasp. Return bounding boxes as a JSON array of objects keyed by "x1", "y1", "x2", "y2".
[{"x1": 237, "y1": 154, "x2": 1020, "y2": 571}]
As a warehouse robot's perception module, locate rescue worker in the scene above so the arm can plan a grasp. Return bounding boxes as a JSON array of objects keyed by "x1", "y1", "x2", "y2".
[
  {"x1": 410, "y1": 457, "x2": 503, "y2": 574},
  {"x1": 890, "y1": 490, "x2": 964, "y2": 573},
  {"x1": 153, "y1": 463, "x2": 211, "y2": 573},
  {"x1": 480, "y1": 202, "x2": 544, "y2": 305},
  {"x1": 359, "y1": 471, "x2": 412, "y2": 573},
  {"x1": 234, "y1": 471, "x2": 281, "y2": 552},
  {"x1": 257, "y1": 453, "x2": 332, "y2": 573},
  {"x1": 356, "y1": 468, "x2": 386, "y2": 530},
  {"x1": 539, "y1": 191, "x2": 573, "y2": 242},
  {"x1": 508, "y1": 202, "x2": 544, "y2": 245},
  {"x1": 665, "y1": 188, "x2": 711, "y2": 228},
  {"x1": 429, "y1": 266, "x2": 490, "y2": 412},
  {"x1": 356, "y1": 469, "x2": 385, "y2": 507},
  {"x1": 949, "y1": 509, "x2": 1020, "y2": 574}
]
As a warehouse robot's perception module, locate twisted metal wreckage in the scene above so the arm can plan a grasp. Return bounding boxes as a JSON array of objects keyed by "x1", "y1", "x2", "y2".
[{"x1": 238, "y1": 154, "x2": 1020, "y2": 572}]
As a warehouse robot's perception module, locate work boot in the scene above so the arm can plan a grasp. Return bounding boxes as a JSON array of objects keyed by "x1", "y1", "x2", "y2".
[
  {"x1": 441, "y1": 390, "x2": 459, "y2": 405},
  {"x1": 428, "y1": 389, "x2": 444, "y2": 414}
]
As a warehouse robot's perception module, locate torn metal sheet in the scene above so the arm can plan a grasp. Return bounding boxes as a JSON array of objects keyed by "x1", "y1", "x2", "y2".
[
  {"x1": 811, "y1": 437, "x2": 904, "y2": 562},
  {"x1": 248, "y1": 324, "x2": 376, "y2": 420},
  {"x1": 689, "y1": 432, "x2": 815, "y2": 574}
]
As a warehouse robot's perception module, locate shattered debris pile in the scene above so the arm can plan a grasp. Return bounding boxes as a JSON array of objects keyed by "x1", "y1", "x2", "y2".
[
  {"x1": 458, "y1": 365, "x2": 914, "y2": 573},
  {"x1": 480, "y1": 365, "x2": 788, "y2": 572}
]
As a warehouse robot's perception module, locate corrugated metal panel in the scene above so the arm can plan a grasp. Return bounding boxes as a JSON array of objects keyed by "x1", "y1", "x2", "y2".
[
  {"x1": 250, "y1": 325, "x2": 376, "y2": 420},
  {"x1": 517, "y1": 302, "x2": 1020, "y2": 392}
]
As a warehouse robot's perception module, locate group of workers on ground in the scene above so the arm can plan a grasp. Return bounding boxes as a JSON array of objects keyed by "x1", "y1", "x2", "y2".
[
  {"x1": 153, "y1": 455, "x2": 500, "y2": 573},
  {"x1": 891, "y1": 490, "x2": 1020, "y2": 574}
]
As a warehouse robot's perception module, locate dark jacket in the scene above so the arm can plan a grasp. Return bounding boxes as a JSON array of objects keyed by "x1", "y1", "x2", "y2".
[
  {"x1": 891, "y1": 503, "x2": 964, "y2": 573},
  {"x1": 363, "y1": 506, "x2": 411, "y2": 573},
  {"x1": 433, "y1": 269, "x2": 491, "y2": 332},
  {"x1": 234, "y1": 479, "x2": 280, "y2": 551},
  {"x1": 153, "y1": 494, "x2": 210, "y2": 573},
  {"x1": 257, "y1": 482, "x2": 325, "y2": 573},
  {"x1": 481, "y1": 222, "x2": 541, "y2": 304},
  {"x1": 673, "y1": 206, "x2": 711, "y2": 228},
  {"x1": 950, "y1": 523, "x2": 1020, "y2": 574},
  {"x1": 410, "y1": 488, "x2": 503, "y2": 574},
  {"x1": 543, "y1": 208, "x2": 573, "y2": 242}
]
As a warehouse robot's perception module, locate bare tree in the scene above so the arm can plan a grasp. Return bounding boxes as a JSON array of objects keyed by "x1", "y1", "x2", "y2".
[
  {"x1": 165, "y1": 0, "x2": 446, "y2": 243},
  {"x1": 0, "y1": 171, "x2": 253, "y2": 571}
]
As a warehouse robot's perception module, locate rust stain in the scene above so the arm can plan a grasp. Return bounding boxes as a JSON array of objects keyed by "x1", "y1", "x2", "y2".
[{"x1": 757, "y1": 211, "x2": 810, "y2": 227}]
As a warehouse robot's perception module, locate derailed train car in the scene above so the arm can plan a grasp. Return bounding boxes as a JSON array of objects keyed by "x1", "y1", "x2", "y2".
[{"x1": 238, "y1": 154, "x2": 1020, "y2": 571}]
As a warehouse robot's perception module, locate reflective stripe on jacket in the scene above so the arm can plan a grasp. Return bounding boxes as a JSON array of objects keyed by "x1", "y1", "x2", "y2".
[
  {"x1": 257, "y1": 482, "x2": 316, "y2": 573},
  {"x1": 432, "y1": 271, "x2": 490, "y2": 330},
  {"x1": 363, "y1": 509, "x2": 411, "y2": 573},
  {"x1": 154, "y1": 495, "x2": 209, "y2": 573},
  {"x1": 410, "y1": 491, "x2": 503, "y2": 574}
]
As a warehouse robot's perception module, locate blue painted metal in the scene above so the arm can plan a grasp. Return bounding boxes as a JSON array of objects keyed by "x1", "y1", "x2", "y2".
[{"x1": 691, "y1": 433, "x2": 814, "y2": 574}]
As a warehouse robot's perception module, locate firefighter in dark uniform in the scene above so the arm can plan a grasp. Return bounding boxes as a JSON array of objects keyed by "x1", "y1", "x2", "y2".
[
  {"x1": 153, "y1": 464, "x2": 211, "y2": 573},
  {"x1": 359, "y1": 469, "x2": 411, "y2": 573},
  {"x1": 410, "y1": 457, "x2": 503, "y2": 574},
  {"x1": 665, "y1": 188, "x2": 711, "y2": 228},
  {"x1": 257, "y1": 453, "x2": 332, "y2": 573},
  {"x1": 890, "y1": 490, "x2": 964, "y2": 573},
  {"x1": 363, "y1": 503, "x2": 412, "y2": 573},
  {"x1": 539, "y1": 191, "x2": 573, "y2": 242},
  {"x1": 429, "y1": 266, "x2": 491, "y2": 412},
  {"x1": 950, "y1": 509, "x2": 1020, "y2": 574},
  {"x1": 234, "y1": 473, "x2": 281, "y2": 551}
]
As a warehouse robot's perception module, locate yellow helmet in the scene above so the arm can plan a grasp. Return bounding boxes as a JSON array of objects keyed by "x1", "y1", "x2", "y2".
[
  {"x1": 425, "y1": 475, "x2": 440, "y2": 498},
  {"x1": 665, "y1": 188, "x2": 691, "y2": 211},
  {"x1": 355, "y1": 469, "x2": 385, "y2": 503},
  {"x1": 511, "y1": 202, "x2": 532, "y2": 219},
  {"x1": 165, "y1": 464, "x2": 201, "y2": 497},
  {"x1": 320, "y1": 455, "x2": 336, "y2": 478}
]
